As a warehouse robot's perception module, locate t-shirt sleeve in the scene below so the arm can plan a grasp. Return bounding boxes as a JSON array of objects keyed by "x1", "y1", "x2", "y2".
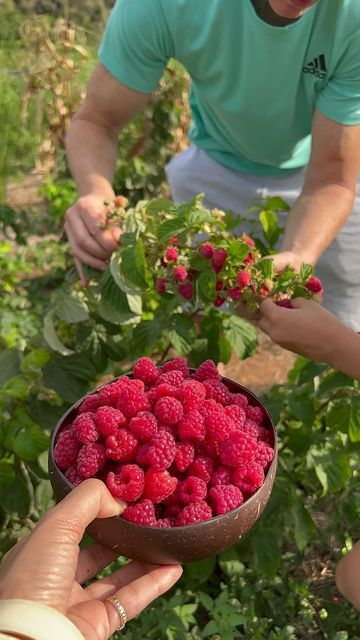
[
  {"x1": 98, "y1": 0, "x2": 173, "y2": 94},
  {"x1": 316, "y1": 34, "x2": 360, "y2": 125}
]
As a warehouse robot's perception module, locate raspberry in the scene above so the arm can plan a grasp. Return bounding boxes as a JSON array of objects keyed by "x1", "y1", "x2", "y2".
[
  {"x1": 212, "y1": 248, "x2": 227, "y2": 272},
  {"x1": 243, "y1": 235, "x2": 256, "y2": 248},
  {"x1": 246, "y1": 405, "x2": 264, "y2": 425},
  {"x1": 210, "y1": 466, "x2": 232, "y2": 487},
  {"x1": 173, "y1": 265, "x2": 188, "y2": 282},
  {"x1": 77, "y1": 443, "x2": 106, "y2": 479},
  {"x1": 162, "y1": 357, "x2": 190, "y2": 378},
  {"x1": 216, "y1": 280, "x2": 224, "y2": 291},
  {"x1": 256, "y1": 441, "x2": 275, "y2": 468},
  {"x1": 244, "y1": 252, "x2": 254, "y2": 265},
  {"x1": 98, "y1": 379, "x2": 128, "y2": 408},
  {"x1": 219, "y1": 432, "x2": 257, "y2": 467},
  {"x1": 123, "y1": 499, "x2": 157, "y2": 526},
  {"x1": 143, "y1": 468, "x2": 178, "y2": 503},
  {"x1": 174, "y1": 442, "x2": 195, "y2": 471},
  {"x1": 158, "y1": 422, "x2": 177, "y2": 438},
  {"x1": 78, "y1": 394, "x2": 102, "y2": 414},
  {"x1": 241, "y1": 419, "x2": 259, "y2": 440},
  {"x1": 65, "y1": 464, "x2": 82, "y2": 486},
  {"x1": 228, "y1": 287, "x2": 242, "y2": 301},
  {"x1": 106, "y1": 465, "x2": 144, "y2": 501},
  {"x1": 155, "y1": 397, "x2": 183, "y2": 425},
  {"x1": 72, "y1": 413, "x2": 100, "y2": 445},
  {"x1": 230, "y1": 393, "x2": 248, "y2": 409},
  {"x1": 193, "y1": 360, "x2": 220, "y2": 383},
  {"x1": 205, "y1": 405, "x2": 237, "y2": 443},
  {"x1": 198, "y1": 399, "x2": 218, "y2": 418},
  {"x1": 199, "y1": 243, "x2": 214, "y2": 259},
  {"x1": 165, "y1": 246, "x2": 179, "y2": 262},
  {"x1": 236, "y1": 270, "x2": 252, "y2": 289},
  {"x1": 203, "y1": 379, "x2": 230, "y2": 405},
  {"x1": 170, "y1": 236, "x2": 179, "y2": 245},
  {"x1": 129, "y1": 411, "x2": 157, "y2": 442},
  {"x1": 133, "y1": 357, "x2": 159, "y2": 386},
  {"x1": 200, "y1": 438, "x2": 220, "y2": 458},
  {"x1": 233, "y1": 463, "x2": 264, "y2": 495},
  {"x1": 224, "y1": 404, "x2": 246, "y2": 428},
  {"x1": 147, "y1": 383, "x2": 177, "y2": 408},
  {"x1": 176, "y1": 501, "x2": 212, "y2": 526},
  {"x1": 54, "y1": 430, "x2": 80, "y2": 470},
  {"x1": 163, "y1": 494, "x2": 183, "y2": 518},
  {"x1": 256, "y1": 426, "x2": 273, "y2": 444},
  {"x1": 187, "y1": 455, "x2": 213, "y2": 482},
  {"x1": 209, "y1": 484, "x2": 244, "y2": 515},
  {"x1": 117, "y1": 384, "x2": 150, "y2": 418},
  {"x1": 178, "y1": 476, "x2": 207, "y2": 504},
  {"x1": 156, "y1": 518, "x2": 173, "y2": 528},
  {"x1": 178, "y1": 380, "x2": 207, "y2": 412},
  {"x1": 138, "y1": 431, "x2": 176, "y2": 470},
  {"x1": 306, "y1": 276, "x2": 323, "y2": 294},
  {"x1": 157, "y1": 370, "x2": 184, "y2": 387},
  {"x1": 95, "y1": 406, "x2": 126, "y2": 436},
  {"x1": 178, "y1": 282, "x2": 193, "y2": 300},
  {"x1": 105, "y1": 429, "x2": 139, "y2": 462},
  {"x1": 276, "y1": 299, "x2": 292, "y2": 308},
  {"x1": 178, "y1": 410, "x2": 206, "y2": 442},
  {"x1": 156, "y1": 278, "x2": 167, "y2": 294},
  {"x1": 214, "y1": 296, "x2": 225, "y2": 307}
]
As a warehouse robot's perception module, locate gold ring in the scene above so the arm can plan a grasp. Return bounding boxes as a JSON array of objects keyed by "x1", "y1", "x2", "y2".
[{"x1": 107, "y1": 594, "x2": 127, "y2": 631}]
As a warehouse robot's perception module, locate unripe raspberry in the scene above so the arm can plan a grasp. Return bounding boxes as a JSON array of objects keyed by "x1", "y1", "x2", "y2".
[
  {"x1": 165, "y1": 246, "x2": 179, "y2": 262},
  {"x1": 236, "y1": 270, "x2": 251, "y2": 289},
  {"x1": 173, "y1": 265, "x2": 188, "y2": 282}
]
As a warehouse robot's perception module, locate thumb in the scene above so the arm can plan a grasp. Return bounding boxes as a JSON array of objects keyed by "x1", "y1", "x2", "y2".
[
  {"x1": 259, "y1": 297, "x2": 278, "y2": 317},
  {"x1": 289, "y1": 297, "x2": 308, "y2": 309}
]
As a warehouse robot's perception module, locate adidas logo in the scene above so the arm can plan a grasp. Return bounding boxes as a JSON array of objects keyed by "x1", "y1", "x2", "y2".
[{"x1": 303, "y1": 54, "x2": 327, "y2": 79}]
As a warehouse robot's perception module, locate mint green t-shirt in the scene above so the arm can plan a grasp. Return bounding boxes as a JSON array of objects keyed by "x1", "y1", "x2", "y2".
[{"x1": 99, "y1": 0, "x2": 360, "y2": 176}]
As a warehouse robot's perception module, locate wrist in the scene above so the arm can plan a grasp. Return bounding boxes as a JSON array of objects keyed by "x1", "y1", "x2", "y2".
[{"x1": 78, "y1": 177, "x2": 115, "y2": 201}]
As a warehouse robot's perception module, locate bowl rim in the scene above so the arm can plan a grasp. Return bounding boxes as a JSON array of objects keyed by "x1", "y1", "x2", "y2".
[{"x1": 50, "y1": 371, "x2": 278, "y2": 532}]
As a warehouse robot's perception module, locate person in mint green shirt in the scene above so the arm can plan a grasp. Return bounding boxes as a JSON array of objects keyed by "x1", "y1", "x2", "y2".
[{"x1": 65, "y1": 0, "x2": 360, "y2": 330}]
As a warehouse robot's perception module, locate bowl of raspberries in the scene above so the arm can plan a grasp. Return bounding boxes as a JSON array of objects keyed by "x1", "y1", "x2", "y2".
[{"x1": 49, "y1": 357, "x2": 277, "y2": 564}]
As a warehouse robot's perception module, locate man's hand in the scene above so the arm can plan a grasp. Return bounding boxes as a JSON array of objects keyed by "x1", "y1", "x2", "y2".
[
  {"x1": 65, "y1": 194, "x2": 121, "y2": 285},
  {"x1": 268, "y1": 250, "x2": 304, "y2": 273}
]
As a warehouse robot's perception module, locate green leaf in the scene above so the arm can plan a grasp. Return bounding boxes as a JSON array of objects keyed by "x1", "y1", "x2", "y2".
[
  {"x1": 219, "y1": 546, "x2": 245, "y2": 577},
  {"x1": 43, "y1": 311, "x2": 74, "y2": 356},
  {"x1": 55, "y1": 292, "x2": 89, "y2": 323},
  {"x1": 259, "y1": 209, "x2": 281, "y2": 247},
  {"x1": 0, "y1": 462, "x2": 15, "y2": 491},
  {"x1": 218, "y1": 335, "x2": 232, "y2": 364},
  {"x1": 314, "y1": 451, "x2": 352, "y2": 494},
  {"x1": 264, "y1": 196, "x2": 290, "y2": 211},
  {"x1": 251, "y1": 528, "x2": 281, "y2": 578},
  {"x1": 327, "y1": 399, "x2": 360, "y2": 441},
  {"x1": 156, "y1": 217, "x2": 187, "y2": 243},
  {"x1": 189, "y1": 253, "x2": 213, "y2": 272},
  {"x1": 168, "y1": 314, "x2": 196, "y2": 356},
  {"x1": 185, "y1": 556, "x2": 216, "y2": 584},
  {"x1": 300, "y1": 263, "x2": 314, "y2": 281},
  {"x1": 21, "y1": 349, "x2": 50, "y2": 373},
  {"x1": 13, "y1": 425, "x2": 50, "y2": 462},
  {"x1": 0, "y1": 468, "x2": 31, "y2": 517},
  {"x1": 121, "y1": 240, "x2": 149, "y2": 291},
  {"x1": 36, "y1": 480, "x2": 55, "y2": 513},
  {"x1": 98, "y1": 273, "x2": 139, "y2": 324},
  {"x1": 0, "y1": 348, "x2": 21, "y2": 384},
  {"x1": 198, "y1": 591, "x2": 214, "y2": 611},
  {"x1": 257, "y1": 258, "x2": 275, "y2": 279},
  {"x1": 146, "y1": 197, "x2": 174, "y2": 214},
  {"x1": 291, "y1": 497, "x2": 316, "y2": 551},
  {"x1": 132, "y1": 318, "x2": 165, "y2": 353},
  {"x1": 288, "y1": 390, "x2": 316, "y2": 427},
  {"x1": 110, "y1": 253, "x2": 142, "y2": 295},
  {"x1": 202, "y1": 621, "x2": 219, "y2": 637},
  {"x1": 223, "y1": 315, "x2": 258, "y2": 360},
  {"x1": 186, "y1": 208, "x2": 214, "y2": 226},
  {"x1": 44, "y1": 354, "x2": 96, "y2": 404},
  {"x1": 197, "y1": 270, "x2": 216, "y2": 303},
  {"x1": 226, "y1": 239, "x2": 249, "y2": 262},
  {"x1": 0, "y1": 375, "x2": 29, "y2": 400},
  {"x1": 348, "y1": 397, "x2": 360, "y2": 442}
]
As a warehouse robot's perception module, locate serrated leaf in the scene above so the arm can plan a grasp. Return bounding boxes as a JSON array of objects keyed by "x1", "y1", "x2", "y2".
[
  {"x1": 198, "y1": 591, "x2": 214, "y2": 611},
  {"x1": 21, "y1": 349, "x2": 50, "y2": 373},
  {"x1": 120, "y1": 240, "x2": 149, "y2": 291},
  {"x1": 197, "y1": 271, "x2": 216, "y2": 303},
  {"x1": 43, "y1": 311, "x2": 74, "y2": 356},
  {"x1": 202, "y1": 620, "x2": 218, "y2": 637},
  {"x1": 44, "y1": 354, "x2": 96, "y2": 404},
  {"x1": 257, "y1": 258, "x2": 275, "y2": 279},
  {"x1": 189, "y1": 253, "x2": 212, "y2": 272},
  {"x1": 156, "y1": 217, "x2": 187, "y2": 243},
  {"x1": 186, "y1": 208, "x2": 214, "y2": 226},
  {"x1": 259, "y1": 209, "x2": 281, "y2": 247},
  {"x1": 300, "y1": 263, "x2": 314, "y2": 281},
  {"x1": 226, "y1": 239, "x2": 249, "y2": 262},
  {"x1": 146, "y1": 197, "x2": 174, "y2": 214},
  {"x1": 0, "y1": 349, "x2": 21, "y2": 385},
  {"x1": 55, "y1": 292, "x2": 89, "y2": 323},
  {"x1": 314, "y1": 451, "x2": 352, "y2": 494},
  {"x1": 13, "y1": 425, "x2": 50, "y2": 462},
  {"x1": 218, "y1": 335, "x2": 232, "y2": 364},
  {"x1": 132, "y1": 318, "x2": 165, "y2": 353},
  {"x1": 291, "y1": 498, "x2": 316, "y2": 551},
  {"x1": 0, "y1": 468, "x2": 31, "y2": 517},
  {"x1": 223, "y1": 315, "x2": 258, "y2": 360},
  {"x1": 110, "y1": 253, "x2": 142, "y2": 295},
  {"x1": 265, "y1": 196, "x2": 290, "y2": 211},
  {"x1": 0, "y1": 375, "x2": 29, "y2": 400},
  {"x1": 288, "y1": 391, "x2": 316, "y2": 427},
  {"x1": 251, "y1": 528, "x2": 281, "y2": 578},
  {"x1": 127, "y1": 293, "x2": 142, "y2": 316},
  {"x1": 0, "y1": 462, "x2": 15, "y2": 491},
  {"x1": 168, "y1": 314, "x2": 196, "y2": 356},
  {"x1": 98, "y1": 273, "x2": 139, "y2": 324}
]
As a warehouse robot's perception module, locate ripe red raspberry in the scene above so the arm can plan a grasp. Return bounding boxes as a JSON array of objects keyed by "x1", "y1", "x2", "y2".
[
  {"x1": 176, "y1": 501, "x2": 212, "y2": 526},
  {"x1": 228, "y1": 287, "x2": 242, "y2": 301},
  {"x1": 243, "y1": 235, "x2": 256, "y2": 248},
  {"x1": 219, "y1": 432, "x2": 257, "y2": 467},
  {"x1": 106, "y1": 464, "x2": 145, "y2": 501},
  {"x1": 170, "y1": 236, "x2": 179, "y2": 245},
  {"x1": 163, "y1": 494, "x2": 183, "y2": 518},
  {"x1": 209, "y1": 484, "x2": 244, "y2": 515},
  {"x1": 147, "y1": 383, "x2": 177, "y2": 408},
  {"x1": 98, "y1": 379, "x2": 128, "y2": 407},
  {"x1": 78, "y1": 394, "x2": 102, "y2": 414},
  {"x1": 95, "y1": 406, "x2": 126, "y2": 436},
  {"x1": 198, "y1": 399, "x2": 218, "y2": 418},
  {"x1": 143, "y1": 468, "x2": 178, "y2": 503},
  {"x1": 105, "y1": 429, "x2": 139, "y2": 462},
  {"x1": 77, "y1": 443, "x2": 106, "y2": 478},
  {"x1": 241, "y1": 419, "x2": 259, "y2": 440},
  {"x1": 256, "y1": 441, "x2": 275, "y2": 468},
  {"x1": 230, "y1": 393, "x2": 248, "y2": 409},
  {"x1": 157, "y1": 422, "x2": 177, "y2": 438},
  {"x1": 117, "y1": 384, "x2": 150, "y2": 419},
  {"x1": 138, "y1": 431, "x2": 176, "y2": 470},
  {"x1": 199, "y1": 242, "x2": 214, "y2": 259},
  {"x1": 212, "y1": 248, "x2": 227, "y2": 273},
  {"x1": 156, "y1": 518, "x2": 173, "y2": 528},
  {"x1": 165, "y1": 246, "x2": 179, "y2": 262},
  {"x1": 173, "y1": 265, "x2": 188, "y2": 282},
  {"x1": 54, "y1": 430, "x2": 80, "y2": 470},
  {"x1": 174, "y1": 442, "x2": 195, "y2": 471},
  {"x1": 162, "y1": 357, "x2": 190, "y2": 378},
  {"x1": 260, "y1": 285, "x2": 270, "y2": 297},
  {"x1": 155, "y1": 397, "x2": 183, "y2": 425},
  {"x1": 178, "y1": 282, "x2": 193, "y2": 300},
  {"x1": 187, "y1": 455, "x2": 213, "y2": 482},
  {"x1": 156, "y1": 277, "x2": 167, "y2": 294},
  {"x1": 178, "y1": 380, "x2": 207, "y2": 412},
  {"x1": 276, "y1": 299, "x2": 292, "y2": 308},
  {"x1": 256, "y1": 426, "x2": 273, "y2": 444},
  {"x1": 210, "y1": 466, "x2": 232, "y2": 487},
  {"x1": 200, "y1": 438, "x2": 220, "y2": 458},
  {"x1": 214, "y1": 295, "x2": 225, "y2": 307},
  {"x1": 205, "y1": 405, "x2": 237, "y2": 443},
  {"x1": 233, "y1": 463, "x2": 265, "y2": 495},
  {"x1": 157, "y1": 370, "x2": 184, "y2": 387},
  {"x1": 72, "y1": 413, "x2": 100, "y2": 445},
  {"x1": 203, "y1": 379, "x2": 230, "y2": 405},
  {"x1": 65, "y1": 464, "x2": 82, "y2": 486},
  {"x1": 129, "y1": 411, "x2": 157, "y2": 442},
  {"x1": 133, "y1": 357, "x2": 159, "y2": 386},
  {"x1": 306, "y1": 276, "x2": 323, "y2": 294},
  {"x1": 246, "y1": 405, "x2": 264, "y2": 425},
  {"x1": 244, "y1": 252, "x2": 254, "y2": 265},
  {"x1": 193, "y1": 360, "x2": 220, "y2": 382},
  {"x1": 122, "y1": 499, "x2": 157, "y2": 526},
  {"x1": 178, "y1": 410, "x2": 206, "y2": 442},
  {"x1": 236, "y1": 270, "x2": 252, "y2": 289},
  {"x1": 224, "y1": 404, "x2": 246, "y2": 428},
  {"x1": 178, "y1": 476, "x2": 207, "y2": 504},
  {"x1": 216, "y1": 280, "x2": 224, "y2": 291}
]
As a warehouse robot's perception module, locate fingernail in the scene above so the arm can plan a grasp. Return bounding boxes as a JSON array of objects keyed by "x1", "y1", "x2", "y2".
[{"x1": 113, "y1": 499, "x2": 127, "y2": 515}]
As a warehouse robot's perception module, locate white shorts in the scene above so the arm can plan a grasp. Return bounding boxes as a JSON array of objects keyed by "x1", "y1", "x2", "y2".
[{"x1": 165, "y1": 144, "x2": 360, "y2": 331}]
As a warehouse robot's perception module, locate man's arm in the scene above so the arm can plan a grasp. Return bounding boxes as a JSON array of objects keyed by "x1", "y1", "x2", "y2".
[
  {"x1": 273, "y1": 110, "x2": 360, "y2": 271},
  {"x1": 336, "y1": 540, "x2": 360, "y2": 609},
  {"x1": 64, "y1": 64, "x2": 151, "y2": 280}
]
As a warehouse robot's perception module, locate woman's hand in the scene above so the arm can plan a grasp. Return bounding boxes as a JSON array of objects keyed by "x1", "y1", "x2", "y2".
[{"x1": 0, "y1": 479, "x2": 182, "y2": 640}]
